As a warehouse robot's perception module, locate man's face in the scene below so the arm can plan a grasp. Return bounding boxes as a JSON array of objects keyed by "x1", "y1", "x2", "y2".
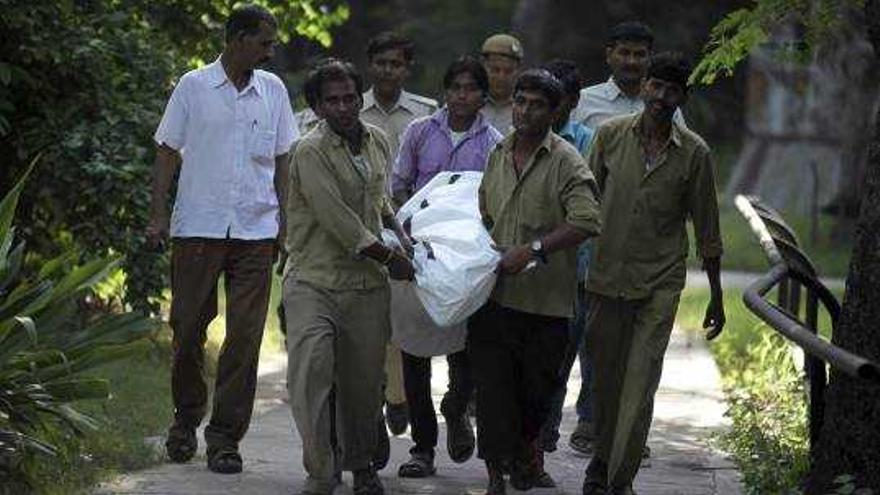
[
  {"x1": 316, "y1": 78, "x2": 363, "y2": 135},
  {"x1": 606, "y1": 40, "x2": 650, "y2": 87},
  {"x1": 368, "y1": 48, "x2": 410, "y2": 95},
  {"x1": 512, "y1": 88, "x2": 555, "y2": 137},
  {"x1": 235, "y1": 21, "x2": 277, "y2": 70},
  {"x1": 483, "y1": 54, "x2": 520, "y2": 101},
  {"x1": 640, "y1": 77, "x2": 686, "y2": 123},
  {"x1": 445, "y1": 71, "x2": 485, "y2": 123}
]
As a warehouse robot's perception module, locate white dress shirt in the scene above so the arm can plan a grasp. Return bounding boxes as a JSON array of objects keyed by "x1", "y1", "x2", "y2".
[
  {"x1": 573, "y1": 77, "x2": 685, "y2": 129},
  {"x1": 154, "y1": 58, "x2": 297, "y2": 240}
]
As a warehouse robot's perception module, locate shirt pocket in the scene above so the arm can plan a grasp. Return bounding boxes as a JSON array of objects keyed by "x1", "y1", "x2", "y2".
[
  {"x1": 645, "y1": 180, "x2": 684, "y2": 236},
  {"x1": 251, "y1": 129, "x2": 277, "y2": 165}
]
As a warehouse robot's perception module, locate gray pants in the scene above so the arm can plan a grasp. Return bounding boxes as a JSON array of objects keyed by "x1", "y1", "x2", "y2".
[{"x1": 284, "y1": 277, "x2": 390, "y2": 492}]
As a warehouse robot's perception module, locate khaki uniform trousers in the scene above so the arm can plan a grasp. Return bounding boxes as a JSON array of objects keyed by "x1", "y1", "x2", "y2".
[
  {"x1": 585, "y1": 286, "x2": 681, "y2": 489},
  {"x1": 284, "y1": 277, "x2": 390, "y2": 492}
]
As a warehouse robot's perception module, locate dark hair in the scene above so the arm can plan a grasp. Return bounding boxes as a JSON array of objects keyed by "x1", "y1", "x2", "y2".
[
  {"x1": 607, "y1": 21, "x2": 654, "y2": 49},
  {"x1": 542, "y1": 59, "x2": 582, "y2": 98},
  {"x1": 646, "y1": 52, "x2": 691, "y2": 93},
  {"x1": 514, "y1": 69, "x2": 563, "y2": 109},
  {"x1": 225, "y1": 4, "x2": 276, "y2": 42},
  {"x1": 303, "y1": 58, "x2": 364, "y2": 111},
  {"x1": 442, "y1": 56, "x2": 490, "y2": 95},
  {"x1": 366, "y1": 31, "x2": 414, "y2": 62}
]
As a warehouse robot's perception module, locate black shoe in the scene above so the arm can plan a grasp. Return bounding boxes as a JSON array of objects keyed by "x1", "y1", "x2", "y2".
[
  {"x1": 569, "y1": 419, "x2": 595, "y2": 456},
  {"x1": 206, "y1": 445, "x2": 243, "y2": 474},
  {"x1": 165, "y1": 425, "x2": 196, "y2": 463},
  {"x1": 397, "y1": 451, "x2": 436, "y2": 478},
  {"x1": 582, "y1": 457, "x2": 608, "y2": 495},
  {"x1": 353, "y1": 467, "x2": 384, "y2": 495},
  {"x1": 385, "y1": 402, "x2": 409, "y2": 435},
  {"x1": 444, "y1": 411, "x2": 475, "y2": 463},
  {"x1": 372, "y1": 414, "x2": 390, "y2": 471},
  {"x1": 607, "y1": 485, "x2": 635, "y2": 495}
]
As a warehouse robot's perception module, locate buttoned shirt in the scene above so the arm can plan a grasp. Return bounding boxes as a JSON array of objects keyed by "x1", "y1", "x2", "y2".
[
  {"x1": 361, "y1": 88, "x2": 438, "y2": 157},
  {"x1": 154, "y1": 58, "x2": 297, "y2": 239},
  {"x1": 392, "y1": 108, "x2": 503, "y2": 195},
  {"x1": 479, "y1": 132, "x2": 602, "y2": 318},
  {"x1": 585, "y1": 113, "x2": 723, "y2": 300},
  {"x1": 284, "y1": 120, "x2": 395, "y2": 290},
  {"x1": 481, "y1": 97, "x2": 514, "y2": 136},
  {"x1": 558, "y1": 120, "x2": 595, "y2": 157},
  {"x1": 573, "y1": 77, "x2": 685, "y2": 129}
]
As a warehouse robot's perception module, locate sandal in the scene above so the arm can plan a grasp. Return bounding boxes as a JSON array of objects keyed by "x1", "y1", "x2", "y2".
[
  {"x1": 398, "y1": 452, "x2": 436, "y2": 478},
  {"x1": 207, "y1": 445, "x2": 243, "y2": 474},
  {"x1": 165, "y1": 426, "x2": 196, "y2": 463}
]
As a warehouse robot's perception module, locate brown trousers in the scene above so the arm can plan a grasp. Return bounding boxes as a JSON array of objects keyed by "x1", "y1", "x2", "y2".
[{"x1": 169, "y1": 237, "x2": 274, "y2": 449}]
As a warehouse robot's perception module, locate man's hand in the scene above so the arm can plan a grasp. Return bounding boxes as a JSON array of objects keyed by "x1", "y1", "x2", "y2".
[
  {"x1": 146, "y1": 210, "x2": 169, "y2": 250},
  {"x1": 497, "y1": 245, "x2": 532, "y2": 275},
  {"x1": 703, "y1": 294, "x2": 726, "y2": 341},
  {"x1": 387, "y1": 251, "x2": 415, "y2": 281}
]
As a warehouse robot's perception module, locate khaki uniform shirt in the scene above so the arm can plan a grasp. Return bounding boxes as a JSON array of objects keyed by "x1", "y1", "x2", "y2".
[
  {"x1": 586, "y1": 113, "x2": 723, "y2": 300},
  {"x1": 361, "y1": 88, "x2": 438, "y2": 158},
  {"x1": 479, "y1": 131, "x2": 602, "y2": 318},
  {"x1": 481, "y1": 97, "x2": 513, "y2": 136},
  {"x1": 284, "y1": 120, "x2": 395, "y2": 290}
]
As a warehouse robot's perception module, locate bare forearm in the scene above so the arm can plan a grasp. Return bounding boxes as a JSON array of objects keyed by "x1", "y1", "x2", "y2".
[
  {"x1": 539, "y1": 223, "x2": 589, "y2": 255},
  {"x1": 151, "y1": 145, "x2": 180, "y2": 216},
  {"x1": 703, "y1": 257, "x2": 722, "y2": 298},
  {"x1": 275, "y1": 154, "x2": 290, "y2": 233}
]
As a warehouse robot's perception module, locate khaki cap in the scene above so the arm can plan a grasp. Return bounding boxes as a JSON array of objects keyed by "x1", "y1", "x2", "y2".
[{"x1": 481, "y1": 34, "x2": 524, "y2": 61}]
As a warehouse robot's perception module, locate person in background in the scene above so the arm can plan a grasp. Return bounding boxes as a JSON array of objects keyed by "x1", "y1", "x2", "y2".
[
  {"x1": 390, "y1": 56, "x2": 502, "y2": 478},
  {"x1": 147, "y1": 4, "x2": 297, "y2": 475},
  {"x1": 581, "y1": 53, "x2": 725, "y2": 495},
  {"x1": 470, "y1": 69, "x2": 601, "y2": 495},
  {"x1": 283, "y1": 58, "x2": 414, "y2": 495},
  {"x1": 480, "y1": 33, "x2": 523, "y2": 135}
]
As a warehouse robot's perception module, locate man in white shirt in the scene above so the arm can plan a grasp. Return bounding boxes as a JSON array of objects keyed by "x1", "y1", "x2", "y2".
[
  {"x1": 147, "y1": 4, "x2": 297, "y2": 475},
  {"x1": 573, "y1": 22, "x2": 684, "y2": 129}
]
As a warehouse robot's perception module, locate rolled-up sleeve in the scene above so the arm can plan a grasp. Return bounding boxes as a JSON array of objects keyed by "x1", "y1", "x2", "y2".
[
  {"x1": 154, "y1": 77, "x2": 189, "y2": 151},
  {"x1": 687, "y1": 146, "x2": 723, "y2": 259},
  {"x1": 560, "y1": 154, "x2": 602, "y2": 238},
  {"x1": 294, "y1": 145, "x2": 378, "y2": 254}
]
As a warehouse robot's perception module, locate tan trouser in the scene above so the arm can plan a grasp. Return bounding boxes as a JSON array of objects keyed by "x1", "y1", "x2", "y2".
[
  {"x1": 586, "y1": 287, "x2": 680, "y2": 489},
  {"x1": 384, "y1": 343, "x2": 406, "y2": 404},
  {"x1": 284, "y1": 277, "x2": 390, "y2": 491}
]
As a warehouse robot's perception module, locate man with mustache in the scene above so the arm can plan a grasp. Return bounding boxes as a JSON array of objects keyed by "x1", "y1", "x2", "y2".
[
  {"x1": 147, "y1": 4, "x2": 297, "y2": 474},
  {"x1": 480, "y1": 34, "x2": 524, "y2": 135},
  {"x1": 581, "y1": 53, "x2": 725, "y2": 495}
]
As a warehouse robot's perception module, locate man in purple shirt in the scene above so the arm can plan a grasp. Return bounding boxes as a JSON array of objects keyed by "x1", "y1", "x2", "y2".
[
  {"x1": 390, "y1": 56, "x2": 502, "y2": 478},
  {"x1": 391, "y1": 57, "x2": 503, "y2": 205}
]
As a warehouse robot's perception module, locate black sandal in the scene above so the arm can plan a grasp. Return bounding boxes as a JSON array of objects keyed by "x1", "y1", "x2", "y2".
[
  {"x1": 207, "y1": 445, "x2": 243, "y2": 474},
  {"x1": 165, "y1": 427, "x2": 196, "y2": 463},
  {"x1": 397, "y1": 452, "x2": 436, "y2": 478}
]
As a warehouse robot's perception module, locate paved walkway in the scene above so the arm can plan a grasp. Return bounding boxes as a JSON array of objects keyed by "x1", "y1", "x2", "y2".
[{"x1": 95, "y1": 323, "x2": 742, "y2": 495}]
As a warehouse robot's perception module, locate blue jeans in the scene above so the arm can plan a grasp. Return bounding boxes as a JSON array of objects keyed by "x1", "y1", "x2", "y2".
[{"x1": 540, "y1": 242, "x2": 593, "y2": 447}]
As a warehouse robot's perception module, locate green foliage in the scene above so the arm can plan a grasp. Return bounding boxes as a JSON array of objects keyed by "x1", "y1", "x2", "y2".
[
  {"x1": 0, "y1": 169, "x2": 156, "y2": 492},
  {"x1": 691, "y1": 0, "x2": 865, "y2": 85}
]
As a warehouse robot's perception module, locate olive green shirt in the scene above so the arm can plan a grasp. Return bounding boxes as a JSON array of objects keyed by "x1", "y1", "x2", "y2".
[
  {"x1": 586, "y1": 113, "x2": 723, "y2": 300},
  {"x1": 284, "y1": 120, "x2": 395, "y2": 290},
  {"x1": 479, "y1": 131, "x2": 602, "y2": 318}
]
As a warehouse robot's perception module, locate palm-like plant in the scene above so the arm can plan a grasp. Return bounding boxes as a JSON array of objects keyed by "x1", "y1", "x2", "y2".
[{"x1": 0, "y1": 164, "x2": 156, "y2": 488}]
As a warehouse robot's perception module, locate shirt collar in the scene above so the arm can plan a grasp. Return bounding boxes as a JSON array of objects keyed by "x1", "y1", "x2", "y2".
[
  {"x1": 206, "y1": 57, "x2": 261, "y2": 96},
  {"x1": 363, "y1": 88, "x2": 418, "y2": 115},
  {"x1": 631, "y1": 112, "x2": 683, "y2": 147},
  {"x1": 319, "y1": 119, "x2": 374, "y2": 149},
  {"x1": 501, "y1": 129, "x2": 554, "y2": 155}
]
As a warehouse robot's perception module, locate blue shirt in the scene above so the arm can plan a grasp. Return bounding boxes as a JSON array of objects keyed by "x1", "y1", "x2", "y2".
[{"x1": 558, "y1": 120, "x2": 595, "y2": 157}]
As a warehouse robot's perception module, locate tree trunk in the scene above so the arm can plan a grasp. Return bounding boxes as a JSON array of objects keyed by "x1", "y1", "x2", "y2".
[{"x1": 806, "y1": 0, "x2": 880, "y2": 491}]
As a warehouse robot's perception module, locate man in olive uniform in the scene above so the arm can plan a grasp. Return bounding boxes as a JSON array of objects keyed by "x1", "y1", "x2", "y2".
[
  {"x1": 480, "y1": 33, "x2": 523, "y2": 135},
  {"x1": 470, "y1": 69, "x2": 601, "y2": 495},
  {"x1": 283, "y1": 59, "x2": 414, "y2": 495},
  {"x1": 581, "y1": 53, "x2": 725, "y2": 495}
]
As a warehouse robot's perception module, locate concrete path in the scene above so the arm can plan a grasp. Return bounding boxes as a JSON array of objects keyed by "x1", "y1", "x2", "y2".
[
  {"x1": 95, "y1": 322, "x2": 741, "y2": 495},
  {"x1": 685, "y1": 269, "x2": 845, "y2": 290}
]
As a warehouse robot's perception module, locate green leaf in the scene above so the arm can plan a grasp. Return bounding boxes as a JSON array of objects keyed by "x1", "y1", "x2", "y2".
[{"x1": 42, "y1": 378, "x2": 110, "y2": 402}]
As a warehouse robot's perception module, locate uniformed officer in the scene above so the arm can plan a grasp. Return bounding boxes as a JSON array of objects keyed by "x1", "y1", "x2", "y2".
[
  {"x1": 480, "y1": 33, "x2": 524, "y2": 135},
  {"x1": 581, "y1": 53, "x2": 725, "y2": 495}
]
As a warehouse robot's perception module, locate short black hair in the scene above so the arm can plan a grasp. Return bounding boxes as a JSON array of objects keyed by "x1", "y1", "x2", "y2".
[
  {"x1": 607, "y1": 21, "x2": 654, "y2": 49},
  {"x1": 443, "y1": 55, "x2": 490, "y2": 95},
  {"x1": 646, "y1": 52, "x2": 691, "y2": 93},
  {"x1": 514, "y1": 69, "x2": 563, "y2": 109},
  {"x1": 303, "y1": 58, "x2": 364, "y2": 111},
  {"x1": 542, "y1": 59, "x2": 582, "y2": 98},
  {"x1": 225, "y1": 4, "x2": 276, "y2": 42},
  {"x1": 366, "y1": 31, "x2": 414, "y2": 62}
]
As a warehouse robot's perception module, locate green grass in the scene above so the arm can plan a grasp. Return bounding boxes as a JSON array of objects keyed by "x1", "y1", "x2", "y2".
[{"x1": 24, "y1": 274, "x2": 288, "y2": 494}]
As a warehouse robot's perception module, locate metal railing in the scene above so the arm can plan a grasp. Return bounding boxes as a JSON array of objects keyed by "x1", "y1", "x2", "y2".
[{"x1": 734, "y1": 195, "x2": 880, "y2": 459}]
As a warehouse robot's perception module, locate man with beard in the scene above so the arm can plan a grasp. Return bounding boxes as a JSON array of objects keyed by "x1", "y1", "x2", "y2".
[
  {"x1": 390, "y1": 56, "x2": 502, "y2": 478},
  {"x1": 581, "y1": 53, "x2": 725, "y2": 495},
  {"x1": 284, "y1": 58, "x2": 414, "y2": 495},
  {"x1": 148, "y1": 4, "x2": 297, "y2": 474},
  {"x1": 480, "y1": 34, "x2": 524, "y2": 135},
  {"x1": 470, "y1": 69, "x2": 601, "y2": 495}
]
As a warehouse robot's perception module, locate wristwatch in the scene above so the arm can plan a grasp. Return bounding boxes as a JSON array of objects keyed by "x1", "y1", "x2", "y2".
[{"x1": 530, "y1": 239, "x2": 547, "y2": 264}]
